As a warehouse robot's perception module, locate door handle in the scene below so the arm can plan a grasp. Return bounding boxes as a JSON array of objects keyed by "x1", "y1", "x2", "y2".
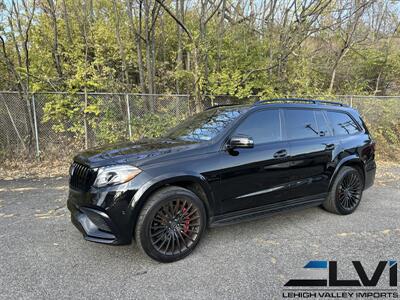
[
  {"x1": 273, "y1": 149, "x2": 287, "y2": 158},
  {"x1": 324, "y1": 143, "x2": 335, "y2": 151}
]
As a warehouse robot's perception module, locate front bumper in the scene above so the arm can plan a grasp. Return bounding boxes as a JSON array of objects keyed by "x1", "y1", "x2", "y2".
[
  {"x1": 67, "y1": 185, "x2": 137, "y2": 245},
  {"x1": 69, "y1": 204, "x2": 119, "y2": 244}
]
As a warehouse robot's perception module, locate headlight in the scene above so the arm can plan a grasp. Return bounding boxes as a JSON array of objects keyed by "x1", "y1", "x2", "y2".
[
  {"x1": 69, "y1": 164, "x2": 75, "y2": 176},
  {"x1": 93, "y1": 165, "x2": 142, "y2": 188}
]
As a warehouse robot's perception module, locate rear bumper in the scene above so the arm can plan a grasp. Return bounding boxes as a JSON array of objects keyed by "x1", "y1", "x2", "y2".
[{"x1": 364, "y1": 160, "x2": 376, "y2": 190}]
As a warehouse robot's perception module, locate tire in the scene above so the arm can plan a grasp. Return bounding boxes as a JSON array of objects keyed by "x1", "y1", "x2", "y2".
[
  {"x1": 135, "y1": 186, "x2": 206, "y2": 263},
  {"x1": 323, "y1": 166, "x2": 364, "y2": 215}
]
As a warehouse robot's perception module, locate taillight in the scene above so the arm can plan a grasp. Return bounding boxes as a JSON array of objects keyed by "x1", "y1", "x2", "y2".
[{"x1": 370, "y1": 140, "x2": 376, "y2": 152}]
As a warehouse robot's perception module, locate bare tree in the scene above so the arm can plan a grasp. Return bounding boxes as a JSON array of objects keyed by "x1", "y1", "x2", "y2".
[
  {"x1": 127, "y1": 0, "x2": 160, "y2": 111},
  {"x1": 61, "y1": 0, "x2": 73, "y2": 44},
  {"x1": 175, "y1": 0, "x2": 185, "y2": 93},
  {"x1": 157, "y1": 0, "x2": 221, "y2": 112},
  {"x1": 127, "y1": 0, "x2": 146, "y2": 95},
  {"x1": 112, "y1": 0, "x2": 129, "y2": 86},
  {"x1": 42, "y1": 0, "x2": 64, "y2": 80},
  {"x1": 328, "y1": 0, "x2": 372, "y2": 93},
  {"x1": 0, "y1": 0, "x2": 37, "y2": 151}
]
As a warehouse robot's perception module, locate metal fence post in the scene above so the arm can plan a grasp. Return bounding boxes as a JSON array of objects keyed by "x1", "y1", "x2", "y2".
[
  {"x1": 31, "y1": 93, "x2": 40, "y2": 158},
  {"x1": 350, "y1": 95, "x2": 353, "y2": 107},
  {"x1": 84, "y1": 88, "x2": 88, "y2": 149},
  {"x1": 175, "y1": 96, "x2": 179, "y2": 118},
  {"x1": 125, "y1": 93, "x2": 132, "y2": 139},
  {"x1": 187, "y1": 95, "x2": 191, "y2": 115}
]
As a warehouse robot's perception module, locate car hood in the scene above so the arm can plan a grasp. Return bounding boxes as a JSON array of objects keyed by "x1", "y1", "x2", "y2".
[{"x1": 74, "y1": 138, "x2": 203, "y2": 168}]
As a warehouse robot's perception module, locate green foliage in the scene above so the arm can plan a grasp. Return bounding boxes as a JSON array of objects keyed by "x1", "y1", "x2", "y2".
[
  {"x1": 339, "y1": 98, "x2": 400, "y2": 161},
  {"x1": 1, "y1": 0, "x2": 400, "y2": 98},
  {"x1": 131, "y1": 113, "x2": 183, "y2": 141},
  {"x1": 1, "y1": 0, "x2": 399, "y2": 162},
  {"x1": 42, "y1": 94, "x2": 128, "y2": 145},
  {"x1": 42, "y1": 95, "x2": 85, "y2": 135}
]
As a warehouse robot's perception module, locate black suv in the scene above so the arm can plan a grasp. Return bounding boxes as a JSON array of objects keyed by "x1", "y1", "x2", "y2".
[{"x1": 67, "y1": 99, "x2": 376, "y2": 262}]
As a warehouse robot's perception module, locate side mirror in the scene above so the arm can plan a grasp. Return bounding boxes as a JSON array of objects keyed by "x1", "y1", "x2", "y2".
[{"x1": 227, "y1": 135, "x2": 254, "y2": 150}]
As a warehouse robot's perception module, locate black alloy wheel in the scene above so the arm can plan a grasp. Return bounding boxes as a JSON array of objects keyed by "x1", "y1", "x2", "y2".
[
  {"x1": 323, "y1": 166, "x2": 364, "y2": 215},
  {"x1": 135, "y1": 186, "x2": 206, "y2": 262},
  {"x1": 150, "y1": 199, "x2": 201, "y2": 256},
  {"x1": 337, "y1": 171, "x2": 362, "y2": 211}
]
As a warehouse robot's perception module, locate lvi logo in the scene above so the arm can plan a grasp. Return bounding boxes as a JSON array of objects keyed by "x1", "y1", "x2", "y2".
[{"x1": 285, "y1": 260, "x2": 398, "y2": 287}]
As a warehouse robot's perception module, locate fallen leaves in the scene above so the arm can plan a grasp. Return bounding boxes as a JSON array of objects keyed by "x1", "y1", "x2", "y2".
[
  {"x1": 0, "y1": 157, "x2": 70, "y2": 180},
  {"x1": 8, "y1": 187, "x2": 39, "y2": 192},
  {"x1": 375, "y1": 161, "x2": 400, "y2": 187},
  {"x1": 0, "y1": 213, "x2": 15, "y2": 218},
  {"x1": 336, "y1": 232, "x2": 356, "y2": 237}
]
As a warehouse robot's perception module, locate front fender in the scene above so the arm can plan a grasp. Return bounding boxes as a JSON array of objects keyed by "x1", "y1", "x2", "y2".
[{"x1": 128, "y1": 171, "x2": 216, "y2": 230}]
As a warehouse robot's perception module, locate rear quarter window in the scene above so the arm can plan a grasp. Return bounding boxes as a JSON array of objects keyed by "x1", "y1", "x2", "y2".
[{"x1": 326, "y1": 111, "x2": 361, "y2": 136}]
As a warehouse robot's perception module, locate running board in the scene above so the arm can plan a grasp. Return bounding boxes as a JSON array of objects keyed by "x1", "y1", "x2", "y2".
[{"x1": 209, "y1": 196, "x2": 325, "y2": 227}]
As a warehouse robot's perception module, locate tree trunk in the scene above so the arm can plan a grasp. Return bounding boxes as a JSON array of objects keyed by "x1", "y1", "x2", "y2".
[
  {"x1": 328, "y1": 48, "x2": 348, "y2": 94},
  {"x1": 11, "y1": 0, "x2": 37, "y2": 152},
  {"x1": 144, "y1": 0, "x2": 155, "y2": 111},
  {"x1": 374, "y1": 72, "x2": 381, "y2": 96},
  {"x1": 126, "y1": 0, "x2": 146, "y2": 94},
  {"x1": 61, "y1": 0, "x2": 73, "y2": 44},
  {"x1": 112, "y1": 0, "x2": 129, "y2": 86},
  {"x1": 328, "y1": 68, "x2": 337, "y2": 94},
  {"x1": 216, "y1": 0, "x2": 226, "y2": 72},
  {"x1": 46, "y1": 0, "x2": 63, "y2": 80},
  {"x1": 199, "y1": 0, "x2": 208, "y2": 93},
  {"x1": 193, "y1": 47, "x2": 202, "y2": 113},
  {"x1": 176, "y1": 0, "x2": 184, "y2": 93}
]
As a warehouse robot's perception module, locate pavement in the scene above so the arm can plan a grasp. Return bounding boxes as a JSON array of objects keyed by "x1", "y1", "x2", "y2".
[{"x1": 0, "y1": 170, "x2": 399, "y2": 299}]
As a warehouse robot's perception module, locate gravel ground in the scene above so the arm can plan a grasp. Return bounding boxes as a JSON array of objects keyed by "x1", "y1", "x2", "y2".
[{"x1": 0, "y1": 169, "x2": 399, "y2": 299}]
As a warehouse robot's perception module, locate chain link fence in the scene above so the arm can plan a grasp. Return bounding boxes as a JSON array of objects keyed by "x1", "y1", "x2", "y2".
[
  {"x1": 1, "y1": 92, "x2": 399, "y2": 162},
  {"x1": 0, "y1": 92, "x2": 192, "y2": 160}
]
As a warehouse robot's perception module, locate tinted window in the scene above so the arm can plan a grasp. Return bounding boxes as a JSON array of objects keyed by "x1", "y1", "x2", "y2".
[
  {"x1": 233, "y1": 110, "x2": 281, "y2": 144},
  {"x1": 165, "y1": 107, "x2": 249, "y2": 141},
  {"x1": 284, "y1": 109, "x2": 321, "y2": 140},
  {"x1": 315, "y1": 111, "x2": 331, "y2": 137},
  {"x1": 327, "y1": 111, "x2": 360, "y2": 136}
]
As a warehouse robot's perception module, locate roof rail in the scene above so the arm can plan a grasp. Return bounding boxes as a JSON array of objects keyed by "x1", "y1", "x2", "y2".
[{"x1": 254, "y1": 98, "x2": 348, "y2": 107}]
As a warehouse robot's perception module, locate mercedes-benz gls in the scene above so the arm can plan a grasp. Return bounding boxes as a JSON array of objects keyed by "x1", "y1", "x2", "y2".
[{"x1": 67, "y1": 99, "x2": 376, "y2": 262}]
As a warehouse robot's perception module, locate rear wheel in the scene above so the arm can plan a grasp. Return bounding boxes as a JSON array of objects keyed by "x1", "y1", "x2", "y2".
[
  {"x1": 135, "y1": 186, "x2": 206, "y2": 262},
  {"x1": 323, "y1": 166, "x2": 364, "y2": 215}
]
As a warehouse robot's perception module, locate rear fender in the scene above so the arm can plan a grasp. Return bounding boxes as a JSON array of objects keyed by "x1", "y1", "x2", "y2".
[{"x1": 329, "y1": 155, "x2": 364, "y2": 190}]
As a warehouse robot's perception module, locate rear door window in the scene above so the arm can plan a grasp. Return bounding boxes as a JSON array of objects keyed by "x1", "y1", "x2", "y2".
[
  {"x1": 315, "y1": 110, "x2": 331, "y2": 137},
  {"x1": 284, "y1": 109, "x2": 322, "y2": 140},
  {"x1": 326, "y1": 111, "x2": 361, "y2": 136}
]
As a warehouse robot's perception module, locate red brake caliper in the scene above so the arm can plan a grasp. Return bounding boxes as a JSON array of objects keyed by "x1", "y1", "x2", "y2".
[{"x1": 182, "y1": 207, "x2": 190, "y2": 233}]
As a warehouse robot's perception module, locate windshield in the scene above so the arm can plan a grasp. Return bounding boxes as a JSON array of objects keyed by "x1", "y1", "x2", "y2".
[{"x1": 164, "y1": 106, "x2": 249, "y2": 142}]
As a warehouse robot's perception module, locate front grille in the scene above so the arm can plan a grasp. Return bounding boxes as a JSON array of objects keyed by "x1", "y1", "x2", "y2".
[{"x1": 69, "y1": 162, "x2": 97, "y2": 191}]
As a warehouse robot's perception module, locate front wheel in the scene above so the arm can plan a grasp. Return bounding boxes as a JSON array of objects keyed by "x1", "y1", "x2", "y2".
[
  {"x1": 323, "y1": 166, "x2": 364, "y2": 215},
  {"x1": 135, "y1": 186, "x2": 206, "y2": 262}
]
